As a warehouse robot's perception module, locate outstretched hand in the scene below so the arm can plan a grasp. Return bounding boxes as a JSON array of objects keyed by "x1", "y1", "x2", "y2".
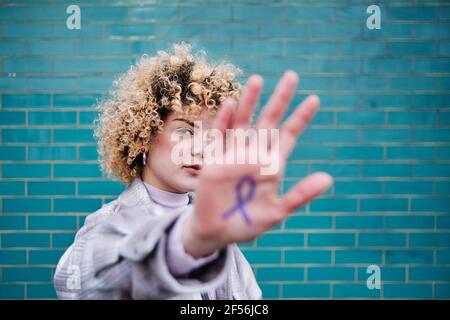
[{"x1": 183, "y1": 71, "x2": 334, "y2": 258}]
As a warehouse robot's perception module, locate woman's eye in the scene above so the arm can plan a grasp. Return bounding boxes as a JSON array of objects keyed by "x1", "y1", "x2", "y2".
[{"x1": 176, "y1": 128, "x2": 193, "y2": 136}]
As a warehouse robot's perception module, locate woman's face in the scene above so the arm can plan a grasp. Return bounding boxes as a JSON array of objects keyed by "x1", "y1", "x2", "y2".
[{"x1": 141, "y1": 109, "x2": 216, "y2": 193}]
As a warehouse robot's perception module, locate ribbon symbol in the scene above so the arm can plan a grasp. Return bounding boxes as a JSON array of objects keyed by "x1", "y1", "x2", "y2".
[{"x1": 222, "y1": 175, "x2": 256, "y2": 225}]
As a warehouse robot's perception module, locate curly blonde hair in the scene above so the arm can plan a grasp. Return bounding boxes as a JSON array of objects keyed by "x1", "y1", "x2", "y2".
[{"x1": 93, "y1": 42, "x2": 243, "y2": 185}]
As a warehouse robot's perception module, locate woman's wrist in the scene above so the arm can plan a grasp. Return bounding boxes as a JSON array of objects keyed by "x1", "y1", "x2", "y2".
[{"x1": 182, "y1": 215, "x2": 222, "y2": 259}]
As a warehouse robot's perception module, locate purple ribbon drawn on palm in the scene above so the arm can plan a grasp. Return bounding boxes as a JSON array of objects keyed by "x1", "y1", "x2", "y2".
[{"x1": 222, "y1": 175, "x2": 256, "y2": 225}]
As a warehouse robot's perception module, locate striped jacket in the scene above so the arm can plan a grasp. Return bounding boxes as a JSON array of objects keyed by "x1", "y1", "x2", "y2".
[{"x1": 53, "y1": 175, "x2": 262, "y2": 300}]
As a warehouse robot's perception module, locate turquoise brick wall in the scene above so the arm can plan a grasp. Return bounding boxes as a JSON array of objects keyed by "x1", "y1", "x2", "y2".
[{"x1": 0, "y1": 0, "x2": 449, "y2": 299}]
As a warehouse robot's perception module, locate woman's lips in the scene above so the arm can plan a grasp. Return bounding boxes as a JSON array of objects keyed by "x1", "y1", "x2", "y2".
[{"x1": 183, "y1": 165, "x2": 201, "y2": 175}]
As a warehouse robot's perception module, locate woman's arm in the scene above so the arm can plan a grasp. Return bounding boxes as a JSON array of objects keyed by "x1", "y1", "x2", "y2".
[
  {"x1": 166, "y1": 210, "x2": 220, "y2": 276},
  {"x1": 53, "y1": 201, "x2": 231, "y2": 300}
]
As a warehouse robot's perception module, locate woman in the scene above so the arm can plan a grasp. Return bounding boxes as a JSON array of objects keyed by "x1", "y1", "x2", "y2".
[{"x1": 53, "y1": 42, "x2": 333, "y2": 300}]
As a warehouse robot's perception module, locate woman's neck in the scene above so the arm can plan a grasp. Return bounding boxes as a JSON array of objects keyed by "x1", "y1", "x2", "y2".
[
  {"x1": 141, "y1": 165, "x2": 184, "y2": 193},
  {"x1": 141, "y1": 172, "x2": 189, "y2": 208}
]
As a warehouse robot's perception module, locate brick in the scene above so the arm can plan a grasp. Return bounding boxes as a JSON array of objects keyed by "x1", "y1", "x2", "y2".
[
  {"x1": 308, "y1": 233, "x2": 355, "y2": 247},
  {"x1": 2, "y1": 129, "x2": 51, "y2": 143},
  {"x1": 28, "y1": 111, "x2": 77, "y2": 126},
  {"x1": 285, "y1": 216, "x2": 332, "y2": 230},
  {"x1": 241, "y1": 249, "x2": 281, "y2": 264},
  {"x1": 257, "y1": 233, "x2": 304, "y2": 248},
  {"x1": 1, "y1": 233, "x2": 49, "y2": 248},
  {"x1": 336, "y1": 216, "x2": 384, "y2": 229},
  {"x1": 410, "y1": 233, "x2": 450, "y2": 247},
  {"x1": 384, "y1": 284, "x2": 432, "y2": 299},
  {"x1": 0, "y1": 146, "x2": 26, "y2": 161},
  {"x1": 386, "y1": 216, "x2": 434, "y2": 229},
  {"x1": 0, "y1": 250, "x2": 26, "y2": 265},
  {"x1": 257, "y1": 267, "x2": 304, "y2": 281},
  {"x1": 0, "y1": 216, "x2": 26, "y2": 230},
  {"x1": 0, "y1": 181, "x2": 24, "y2": 195},
  {"x1": 2, "y1": 198, "x2": 51, "y2": 213},
  {"x1": 384, "y1": 181, "x2": 433, "y2": 194},
  {"x1": 386, "y1": 147, "x2": 435, "y2": 160},
  {"x1": 359, "y1": 233, "x2": 406, "y2": 247},
  {"x1": 28, "y1": 146, "x2": 77, "y2": 161},
  {"x1": 53, "y1": 164, "x2": 103, "y2": 178},
  {"x1": 410, "y1": 267, "x2": 450, "y2": 281},
  {"x1": 0, "y1": 285, "x2": 24, "y2": 299},
  {"x1": 27, "y1": 284, "x2": 57, "y2": 299},
  {"x1": 335, "y1": 250, "x2": 382, "y2": 264},
  {"x1": 2, "y1": 267, "x2": 52, "y2": 282},
  {"x1": 308, "y1": 267, "x2": 354, "y2": 281},
  {"x1": 2, "y1": 94, "x2": 50, "y2": 108},
  {"x1": 0, "y1": 111, "x2": 26, "y2": 125},
  {"x1": 386, "y1": 250, "x2": 434, "y2": 264},
  {"x1": 54, "y1": 198, "x2": 102, "y2": 213},
  {"x1": 285, "y1": 250, "x2": 332, "y2": 264},
  {"x1": 283, "y1": 284, "x2": 329, "y2": 298},
  {"x1": 333, "y1": 284, "x2": 380, "y2": 298},
  {"x1": 335, "y1": 146, "x2": 383, "y2": 160},
  {"x1": 28, "y1": 216, "x2": 77, "y2": 230}
]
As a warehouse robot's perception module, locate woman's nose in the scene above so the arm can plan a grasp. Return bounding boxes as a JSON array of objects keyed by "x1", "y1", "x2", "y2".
[{"x1": 190, "y1": 134, "x2": 203, "y2": 158}]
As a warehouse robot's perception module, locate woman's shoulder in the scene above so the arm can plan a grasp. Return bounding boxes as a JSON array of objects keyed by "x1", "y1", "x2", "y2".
[{"x1": 83, "y1": 199, "x2": 119, "y2": 228}]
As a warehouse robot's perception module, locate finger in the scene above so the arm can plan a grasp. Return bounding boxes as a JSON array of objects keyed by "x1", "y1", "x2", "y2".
[
  {"x1": 279, "y1": 95, "x2": 320, "y2": 160},
  {"x1": 281, "y1": 171, "x2": 334, "y2": 214},
  {"x1": 256, "y1": 70, "x2": 298, "y2": 130},
  {"x1": 214, "y1": 97, "x2": 237, "y2": 137},
  {"x1": 233, "y1": 74, "x2": 263, "y2": 129}
]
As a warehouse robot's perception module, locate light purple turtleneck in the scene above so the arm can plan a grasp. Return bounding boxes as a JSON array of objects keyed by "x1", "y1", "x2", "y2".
[
  {"x1": 144, "y1": 182, "x2": 191, "y2": 209},
  {"x1": 143, "y1": 182, "x2": 219, "y2": 298}
]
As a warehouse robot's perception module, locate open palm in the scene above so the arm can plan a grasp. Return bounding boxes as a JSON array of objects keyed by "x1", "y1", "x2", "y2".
[{"x1": 184, "y1": 71, "x2": 334, "y2": 257}]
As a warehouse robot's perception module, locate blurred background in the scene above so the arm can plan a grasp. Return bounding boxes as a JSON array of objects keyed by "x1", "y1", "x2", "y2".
[{"x1": 0, "y1": 0, "x2": 449, "y2": 299}]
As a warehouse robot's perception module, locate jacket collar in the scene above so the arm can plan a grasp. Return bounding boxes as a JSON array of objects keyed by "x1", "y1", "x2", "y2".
[{"x1": 117, "y1": 175, "x2": 196, "y2": 213}]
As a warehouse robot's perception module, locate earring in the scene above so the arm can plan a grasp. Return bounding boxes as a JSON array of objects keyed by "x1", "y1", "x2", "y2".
[{"x1": 143, "y1": 153, "x2": 146, "y2": 166}]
